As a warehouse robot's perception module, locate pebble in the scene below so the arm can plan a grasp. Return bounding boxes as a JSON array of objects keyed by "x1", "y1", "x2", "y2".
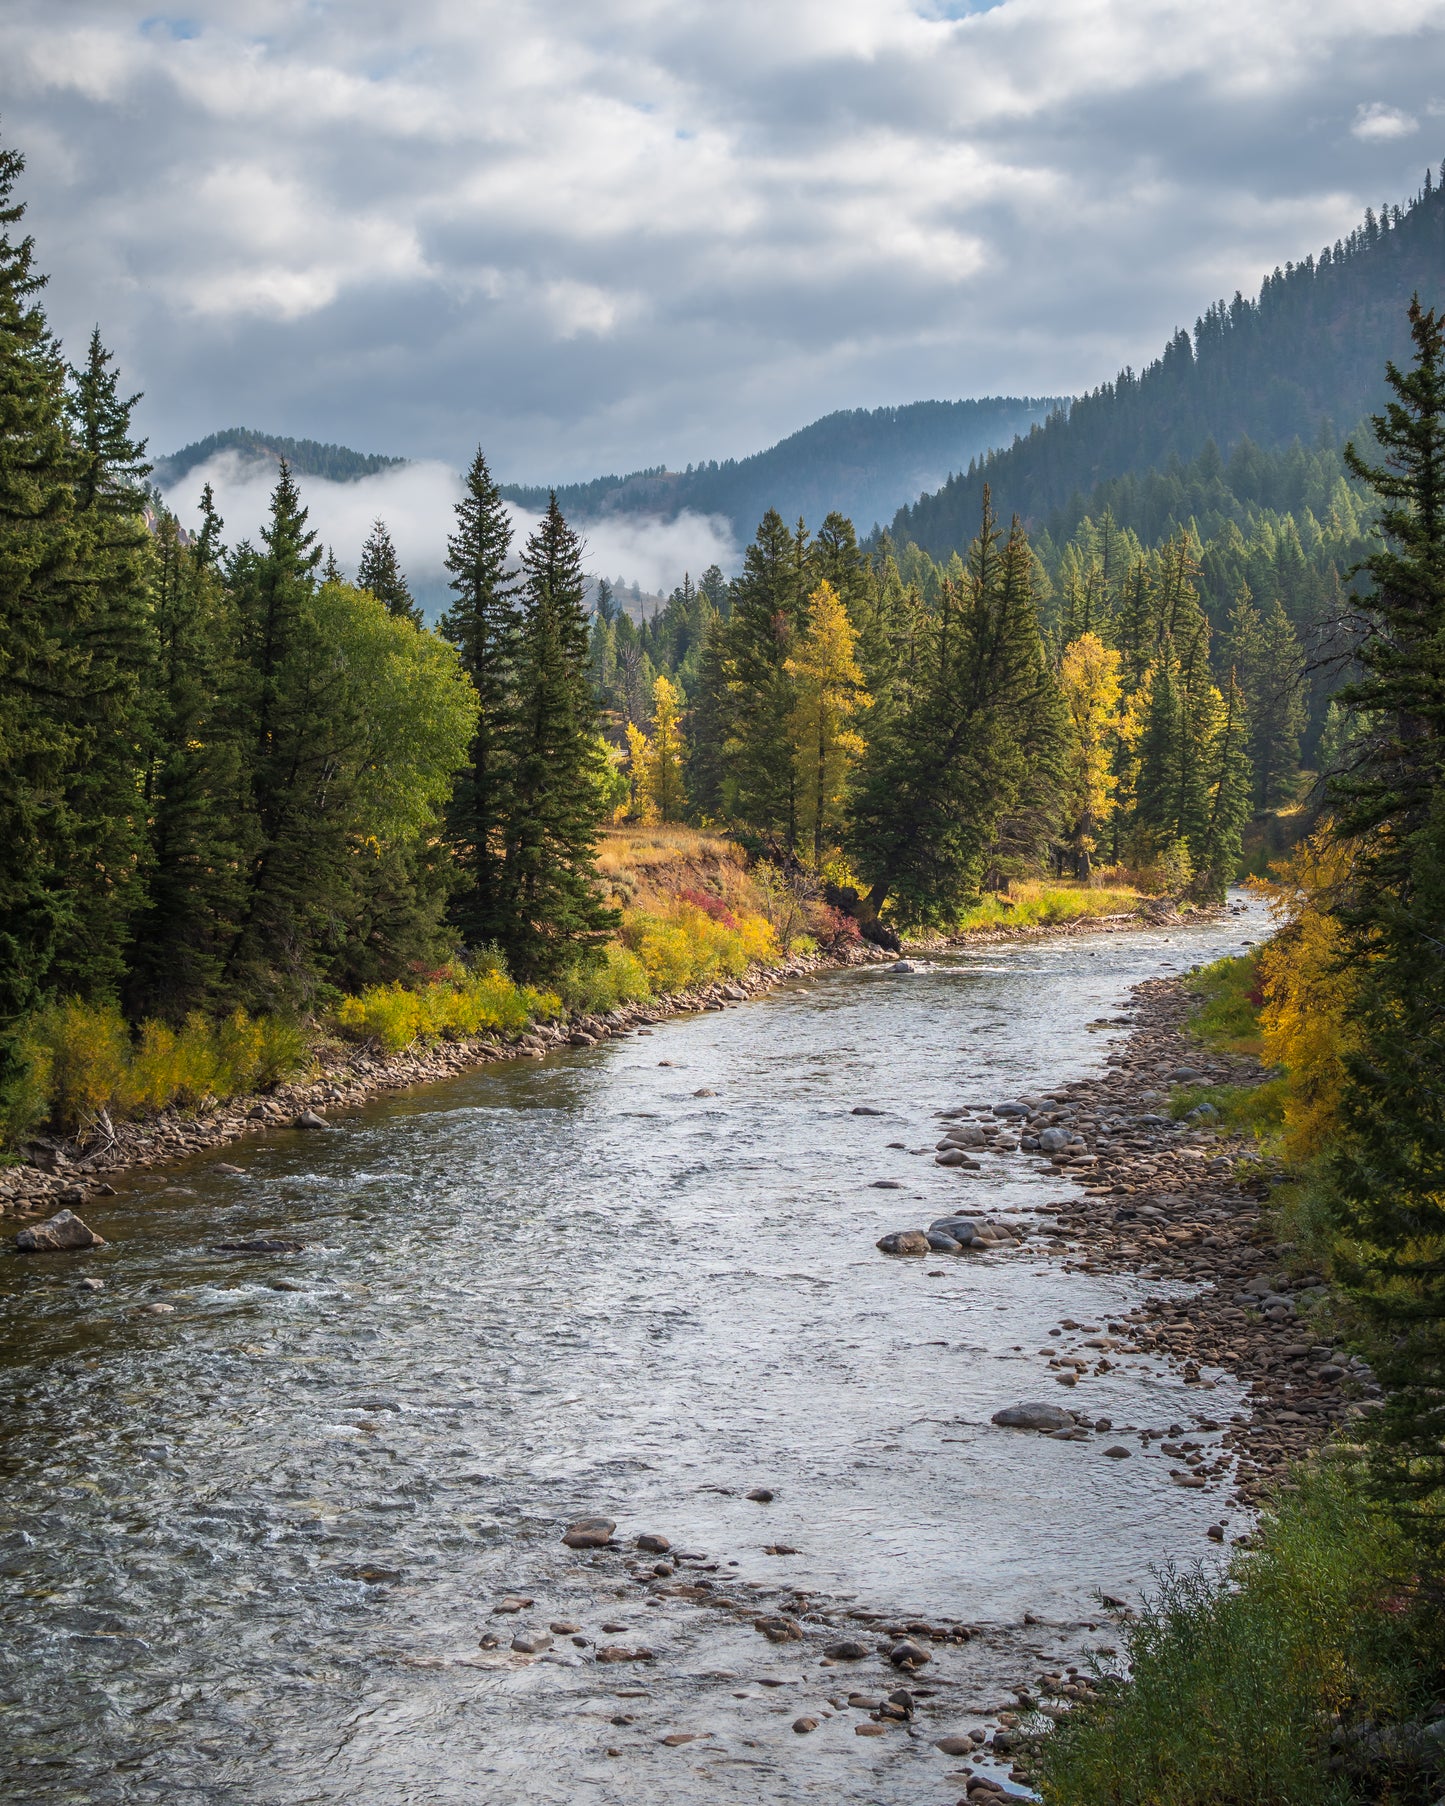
[
  {"x1": 852, "y1": 1105, "x2": 887, "y2": 1115},
  {"x1": 745, "y1": 1486, "x2": 774, "y2": 1502},
  {"x1": 636, "y1": 1532, "x2": 671, "y2": 1553},
  {"x1": 511, "y1": 1629, "x2": 553, "y2": 1654},
  {"x1": 793, "y1": 1716, "x2": 820, "y2": 1734},
  {"x1": 492, "y1": 1596, "x2": 534, "y2": 1614},
  {"x1": 549, "y1": 1620, "x2": 581, "y2": 1634},
  {"x1": 887, "y1": 1639, "x2": 930, "y2": 1669}
]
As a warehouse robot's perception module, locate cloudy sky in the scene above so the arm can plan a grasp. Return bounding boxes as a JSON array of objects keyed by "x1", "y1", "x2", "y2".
[{"x1": 3, "y1": 0, "x2": 1442, "y2": 493}]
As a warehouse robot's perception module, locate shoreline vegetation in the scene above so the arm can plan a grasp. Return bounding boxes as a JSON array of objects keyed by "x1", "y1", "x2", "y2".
[{"x1": 0, "y1": 854, "x2": 1185, "y2": 1218}]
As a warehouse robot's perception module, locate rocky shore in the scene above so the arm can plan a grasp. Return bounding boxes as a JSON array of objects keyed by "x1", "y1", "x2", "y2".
[
  {"x1": 0, "y1": 940, "x2": 892, "y2": 1223},
  {"x1": 878, "y1": 968, "x2": 1375, "y2": 1514}
]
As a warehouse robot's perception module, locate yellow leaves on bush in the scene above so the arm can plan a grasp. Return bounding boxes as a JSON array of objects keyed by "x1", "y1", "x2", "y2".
[
  {"x1": 620, "y1": 899, "x2": 780, "y2": 992},
  {"x1": 333, "y1": 968, "x2": 561, "y2": 1054},
  {"x1": 9, "y1": 1002, "x2": 308, "y2": 1139},
  {"x1": 1256, "y1": 831, "x2": 1363, "y2": 1161}
]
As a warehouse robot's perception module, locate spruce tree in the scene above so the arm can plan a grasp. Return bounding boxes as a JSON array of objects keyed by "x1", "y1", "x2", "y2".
[
  {"x1": 722, "y1": 510, "x2": 807, "y2": 851},
  {"x1": 1327, "y1": 300, "x2": 1445, "y2": 1517},
  {"x1": 439, "y1": 451, "x2": 521, "y2": 951},
  {"x1": 357, "y1": 518, "x2": 422, "y2": 626},
  {"x1": 1250, "y1": 594, "x2": 1306, "y2": 808},
  {"x1": 0, "y1": 137, "x2": 75, "y2": 1112},
  {"x1": 499, "y1": 495, "x2": 617, "y2": 978}
]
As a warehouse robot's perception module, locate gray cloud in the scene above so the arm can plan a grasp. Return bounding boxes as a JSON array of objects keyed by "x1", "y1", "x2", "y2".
[{"x1": 4, "y1": 0, "x2": 1443, "y2": 487}]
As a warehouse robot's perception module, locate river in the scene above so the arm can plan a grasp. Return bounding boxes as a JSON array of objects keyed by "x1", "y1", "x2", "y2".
[{"x1": 0, "y1": 898, "x2": 1269, "y2": 1804}]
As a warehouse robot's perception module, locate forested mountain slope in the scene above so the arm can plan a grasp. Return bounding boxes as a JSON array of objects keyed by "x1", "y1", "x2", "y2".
[
  {"x1": 892, "y1": 169, "x2": 1445, "y2": 557},
  {"x1": 498, "y1": 397, "x2": 1062, "y2": 538},
  {"x1": 154, "y1": 428, "x2": 407, "y2": 487}
]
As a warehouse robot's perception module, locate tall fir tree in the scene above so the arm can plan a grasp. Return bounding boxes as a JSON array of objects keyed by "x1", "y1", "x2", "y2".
[
  {"x1": 721, "y1": 509, "x2": 807, "y2": 851},
  {"x1": 1328, "y1": 300, "x2": 1445, "y2": 1518},
  {"x1": 499, "y1": 495, "x2": 617, "y2": 978},
  {"x1": 439, "y1": 450, "x2": 521, "y2": 952},
  {"x1": 356, "y1": 518, "x2": 422, "y2": 627}
]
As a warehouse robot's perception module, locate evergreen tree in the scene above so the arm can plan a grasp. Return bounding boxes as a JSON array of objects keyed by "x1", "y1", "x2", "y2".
[
  {"x1": 0, "y1": 137, "x2": 76, "y2": 1108},
  {"x1": 1327, "y1": 300, "x2": 1445, "y2": 1515},
  {"x1": 54, "y1": 326, "x2": 155, "y2": 996},
  {"x1": 1250, "y1": 594, "x2": 1306, "y2": 807},
  {"x1": 721, "y1": 510, "x2": 807, "y2": 851},
  {"x1": 499, "y1": 495, "x2": 617, "y2": 978},
  {"x1": 356, "y1": 518, "x2": 422, "y2": 626},
  {"x1": 439, "y1": 450, "x2": 520, "y2": 952}
]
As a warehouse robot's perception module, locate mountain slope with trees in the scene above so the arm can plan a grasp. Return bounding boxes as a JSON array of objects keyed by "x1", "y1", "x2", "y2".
[
  {"x1": 499, "y1": 396, "x2": 1062, "y2": 541},
  {"x1": 893, "y1": 167, "x2": 1445, "y2": 556}
]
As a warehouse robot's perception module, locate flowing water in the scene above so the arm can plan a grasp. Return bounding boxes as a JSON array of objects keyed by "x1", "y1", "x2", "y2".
[{"x1": 0, "y1": 899, "x2": 1269, "y2": 1804}]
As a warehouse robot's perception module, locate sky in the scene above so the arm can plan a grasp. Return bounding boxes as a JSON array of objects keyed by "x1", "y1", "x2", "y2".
[{"x1": 3, "y1": 0, "x2": 1443, "y2": 578}]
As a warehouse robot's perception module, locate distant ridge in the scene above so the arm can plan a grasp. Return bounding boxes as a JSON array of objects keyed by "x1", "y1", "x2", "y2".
[
  {"x1": 892, "y1": 167, "x2": 1445, "y2": 556},
  {"x1": 498, "y1": 397, "x2": 1065, "y2": 541},
  {"x1": 154, "y1": 428, "x2": 407, "y2": 489}
]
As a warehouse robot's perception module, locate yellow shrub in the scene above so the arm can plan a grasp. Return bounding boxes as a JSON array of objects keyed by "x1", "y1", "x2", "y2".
[
  {"x1": 333, "y1": 967, "x2": 559, "y2": 1053},
  {"x1": 1256, "y1": 833, "x2": 1363, "y2": 1161},
  {"x1": 30, "y1": 1000, "x2": 131, "y2": 1130},
  {"x1": 621, "y1": 899, "x2": 781, "y2": 991}
]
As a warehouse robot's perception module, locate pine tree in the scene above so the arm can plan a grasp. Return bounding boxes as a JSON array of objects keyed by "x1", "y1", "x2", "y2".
[
  {"x1": 53, "y1": 326, "x2": 155, "y2": 997},
  {"x1": 357, "y1": 518, "x2": 422, "y2": 627},
  {"x1": 439, "y1": 450, "x2": 520, "y2": 952},
  {"x1": 499, "y1": 495, "x2": 617, "y2": 978},
  {"x1": 1327, "y1": 300, "x2": 1445, "y2": 1516},
  {"x1": 1250, "y1": 594, "x2": 1306, "y2": 808},
  {"x1": 0, "y1": 137, "x2": 76, "y2": 1109},
  {"x1": 722, "y1": 510, "x2": 807, "y2": 852},
  {"x1": 1197, "y1": 668, "x2": 1252, "y2": 897}
]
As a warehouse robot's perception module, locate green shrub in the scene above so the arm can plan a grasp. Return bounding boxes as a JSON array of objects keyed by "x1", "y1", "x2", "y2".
[
  {"x1": 1171, "y1": 1076, "x2": 1287, "y2": 1138},
  {"x1": 560, "y1": 943, "x2": 653, "y2": 1014},
  {"x1": 1036, "y1": 1460, "x2": 1437, "y2": 1806}
]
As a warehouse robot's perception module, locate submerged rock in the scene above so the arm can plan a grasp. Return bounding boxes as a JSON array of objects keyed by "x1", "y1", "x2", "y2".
[
  {"x1": 562, "y1": 1516, "x2": 616, "y2": 1549},
  {"x1": 824, "y1": 1638, "x2": 870, "y2": 1660},
  {"x1": 294, "y1": 1109, "x2": 330, "y2": 1130},
  {"x1": 16, "y1": 1210, "x2": 105, "y2": 1253},
  {"x1": 992, "y1": 1402, "x2": 1075, "y2": 1431}
]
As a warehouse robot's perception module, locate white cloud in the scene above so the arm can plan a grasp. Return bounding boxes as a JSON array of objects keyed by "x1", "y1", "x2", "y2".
[
  {"x1": 1351, "y1": 100, "x2": 1419, "y2": 140},
  {"x1": 163, "y1": 453, "x2": 737, "y2": 599},
  {"x1": 4, "y1": 0, "x2": 1443, "y2": 482}
]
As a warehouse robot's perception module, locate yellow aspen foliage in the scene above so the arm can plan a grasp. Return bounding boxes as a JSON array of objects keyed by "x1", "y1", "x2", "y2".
[
  {"x1": 1256, "y1": 829, "x2": 1366, "y2": 1160},
  {"x1": 625, "y1": 675, "x2": 688, "y2": 822},
  {"x1": 1058, "y1": 633, "x2": 1124, "y2": 876},
  {"x1": 785, "y1": 580, "x2": 870, "y2": 866}
]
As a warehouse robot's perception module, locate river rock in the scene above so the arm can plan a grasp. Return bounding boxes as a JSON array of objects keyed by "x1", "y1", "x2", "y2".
[
  {"x1": 512, "y1": 1629, "x2": 553, "y2": 1654},
  {"x1": 562, "y1": 1516, "x2": 616, "y2": 1548},
  {"x1": 824, "y1": 1637, "x2": 870, "y2": 1660},
  {"x1": 877, "y1": 1230, "x2": 930, "y2": 1256},
  {"x1": 941, "y1": 1122, "x2": 987, "y2": 1147},
  {"x1": 936, "y1": 1734, "x2": 977, "y2": 1755},
  {"x1": 1102, "y1": 1445, "x2": 1133, "y2": 1458},
  {"x1": 294, "y1": 1110, "x2": 330, "y2": 1130},
  {"x1": 926, "y1": 1230, "x2": 963, "y2": 1253},
  {"x1": 851, "y1": 1105, "x2": 886, "y2": 1115},
  {"x1": 992, "y1": 1402, "x2": 1074, "y2": 1431},
  {"x1": 793, "y1": 1716, "x2": 820, "y2": 1733},
  {"x1": 887, "y1": 1639, "x2": 930, "y2": 1669},
  {"x1": 992, "y1": 1102, "x2": 1029, "y2": 1118},
  {"x1": 212, "y1": 1238, "x2": 304, "y2": 1254},
  {"x1": 635, "y1": 1532, "x2": 671, "y2": 1553},
  {"x1": 931, "y1": 1214, "x2": 980, "y2": 1242},
  {"x1": 492, "y1": 1596, "x2": 534, "y2": 1613},
  {"x1": 755, "y1": 1615, "x2": 803, "y2": 1642},
  {"x1": 888, "y1": 959, "x2": 928, "y2": 973},
  {"x1": 1037, "y1": 1126, "x2": 1072, "y2": 1153},
  {"x1": 935, "y1": 1150, "x2": 981, "y2": 1169},
  {"x1": 596, "y1": 1645, "x2": 655, "y2": 1663},
  {"x1": 746, "y1": 1486, "x2": 774, "y2": 1501},
  {"x1": 16, "y1": 1209, "x2": 105, "y2": 1253}
]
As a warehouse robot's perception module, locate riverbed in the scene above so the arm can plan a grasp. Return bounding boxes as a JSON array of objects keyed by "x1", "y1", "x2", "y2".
[{"x1": 0, "y1": 899, "x2": 1268, "y2": 1804}]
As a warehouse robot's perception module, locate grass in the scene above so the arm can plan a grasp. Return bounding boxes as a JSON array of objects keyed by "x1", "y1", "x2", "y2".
[
  {"x1": 1034, "y1": 1459, "x2": 1441, "y2": 1806},
  {"x1": 1171, "y1": 1076, "x2": 1287, "y2": 1139},
  {"x1": 952, "y1": 879, "x2": 1144, "y2": 935},
  {"x1": 1185, "y1": 950, "x2": 1264, "y2": 1056}
]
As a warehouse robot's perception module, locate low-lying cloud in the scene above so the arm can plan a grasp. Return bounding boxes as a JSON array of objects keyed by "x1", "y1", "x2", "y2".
[{"x1": 163, "y1": 455, "x2": 738, "y2": 600}]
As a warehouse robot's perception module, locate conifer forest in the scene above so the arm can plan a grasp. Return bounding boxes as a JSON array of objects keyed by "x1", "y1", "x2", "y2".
[{"x1": 4, "y1": 56, "x2": 1445, "y2": 1806}]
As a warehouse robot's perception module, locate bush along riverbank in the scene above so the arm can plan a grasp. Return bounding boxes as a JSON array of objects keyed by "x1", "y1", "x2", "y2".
[{"x1": 0, "y1": 935, "x2": 889, "y2": 1223}]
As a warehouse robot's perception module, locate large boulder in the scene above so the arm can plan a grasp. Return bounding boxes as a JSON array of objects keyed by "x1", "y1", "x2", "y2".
[
  {"x1": 992, "y1": 1402, "x2": 1075, "y2": 1431},
  {"x1": 16, "y1": 1209, "x2": 105, "y2": 1253},
  {"x1": 1037, "y1": 1126, "x2": 1073, "y2": 1153}
]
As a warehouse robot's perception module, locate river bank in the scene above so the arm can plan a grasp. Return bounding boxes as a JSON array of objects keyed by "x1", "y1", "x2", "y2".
[
  {"x1": 0, "y1": 898, "x2": 1202, "y2": 1230},
  {"x1": 989, "y1": 969, "x2": 1377, "y2": 1510},
  {"x1": 0, "y1": 940, "x2": 894, "y2": 1223}
]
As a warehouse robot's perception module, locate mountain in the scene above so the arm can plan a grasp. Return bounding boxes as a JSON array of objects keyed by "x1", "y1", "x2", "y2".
[
  {"x1": 153, "y1": 428, "x2": 407, "y2": 489},
  {"x1": 497, "y1": 397, "x2": 1063, "y2": 540},
  {"x1": 891, "y1": 169, "x2": 1445, "y2": 558}
]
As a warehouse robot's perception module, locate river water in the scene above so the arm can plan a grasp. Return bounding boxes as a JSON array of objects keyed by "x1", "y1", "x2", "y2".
[{"x1": 0, "y1": 899, "x2": 1269, "y2": 1804}]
